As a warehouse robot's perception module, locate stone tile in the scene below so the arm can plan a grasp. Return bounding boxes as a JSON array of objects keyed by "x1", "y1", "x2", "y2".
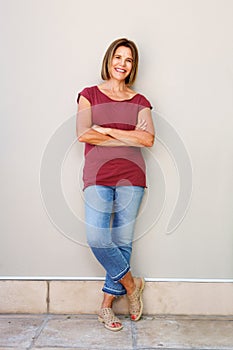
[
  {"x1": 35, "y1": 315, "x2": 133, "y2": 349},
  {"x1": 1, "y1": 280, "x2": 233, "y2": 315},
  {"x1": 49, "y1": 281, "x2": 104, "y2": 314},
  {"x1": 135, "y1": 316, "x2": 233, "y2": 349},
  {"x1": 49, "y1": 280, "x2": 129, "y2": 315},
  {"x1": 0, "y1": 281, "x2": 47, "y2": 313},
  {"x1": 143, "y1": 282, "x2": 233, "y2": 315},
  {"x1": 31, "y1": 348, "x2": 101, "y2": 350},
  {"x1": 0, "y1": 316, "x2": 44, "y2": 348},
  {"x1": 0, "y1": 348, "x2": 27, "y2": 350},
  {"x1": 49, "y1": 280, "x2": 233, "y2": 316},
  {"x1": 50, "y1": 280, "x2": 130, "y2": 315}
]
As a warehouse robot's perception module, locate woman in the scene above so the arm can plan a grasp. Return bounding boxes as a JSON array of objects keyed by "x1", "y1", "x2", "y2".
[{"x1": 76, "y1": 38, "x2": 155, "y2": 331}]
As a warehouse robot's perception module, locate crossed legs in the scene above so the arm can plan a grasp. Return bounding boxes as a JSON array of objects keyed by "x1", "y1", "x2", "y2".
[{"x1": 84, "y1": 185, "x2": 144, "y2": 329}]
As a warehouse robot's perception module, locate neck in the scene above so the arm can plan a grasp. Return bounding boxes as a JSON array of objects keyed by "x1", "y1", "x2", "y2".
[{"x1": 103, "y1": 79, "x2": 127, "y2": 92}]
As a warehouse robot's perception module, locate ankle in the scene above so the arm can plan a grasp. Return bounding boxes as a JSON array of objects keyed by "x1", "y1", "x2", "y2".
[
  {"x1": 126, "y1": 283, "x2": 136, "y2": 296},
  {"x1": 101, "y1": 303, "x2": 113, "y2": 309},
  {"x1": 120, "y1": 272, "x2": 136, "y2": 295},
  {"x1": 101, "y1": 295, "x2": 115, "y2": 309}
]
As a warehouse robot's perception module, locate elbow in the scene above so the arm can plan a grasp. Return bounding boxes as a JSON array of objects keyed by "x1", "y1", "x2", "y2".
[
  {"x1": 78, "y1": 135, "x2": 86, "y2": 143},
  {"x1": 77, "y1": 128, "x2": 92, "y2": 143},
  {"x1": 144, "y1": 134, "x2": 155, "y2": 148},
  {"x1": 77, "y1": 129, "x2": 88, "y2": 143}
]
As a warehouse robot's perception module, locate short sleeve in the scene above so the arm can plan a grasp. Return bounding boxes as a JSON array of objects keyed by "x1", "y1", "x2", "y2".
[
  {"x1": 138, "y1": 95, "x2": 153, "y2": 111},
  {"x1": 77, "y1": 87, "x2": 92, "y2": 104}
]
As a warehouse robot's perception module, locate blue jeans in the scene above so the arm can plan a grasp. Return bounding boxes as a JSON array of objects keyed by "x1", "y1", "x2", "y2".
[{"x1": 84, "y1": 185, "x2": 144, "y2": 296}]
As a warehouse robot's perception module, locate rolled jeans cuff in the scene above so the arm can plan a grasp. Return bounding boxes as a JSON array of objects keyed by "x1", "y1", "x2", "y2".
[
  {"x1": 102, "y1": 286, "x2": 127, "y2": 296},
  {"x1": 111, "y1": 265, "x2": 130, "y2": 282}
]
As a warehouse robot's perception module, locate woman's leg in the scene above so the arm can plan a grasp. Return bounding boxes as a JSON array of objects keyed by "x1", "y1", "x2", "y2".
[
  {"x1": 112, "y1": 186, "x2": 145, "y2": 321},
  {"x1": 84, "y1": 185, "x2": 130, "y2": 296},
  {"x1": 84, "y1": 185, "x2": 129, "y2": 330},
  {"x1": 84, "y1": 185, "x2": 145, "y2": 323},
  {"x1": 102, "y1": 186, "x2": 144, "y2": 295}
]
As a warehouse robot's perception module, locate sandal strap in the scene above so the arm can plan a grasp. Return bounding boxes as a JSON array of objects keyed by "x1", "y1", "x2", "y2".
[
  {"x1": 99, "y1": 307, "x2": 121, "y2": 326},
  {"x1": 128, "y1": 277, "x2": 144, "y2": 315}
]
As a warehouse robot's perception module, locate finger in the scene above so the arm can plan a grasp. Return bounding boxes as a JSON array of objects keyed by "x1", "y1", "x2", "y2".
[
  {"x1": 92, "y1": 124, "x2": 98, "y2": 129},
  {"x1": 138, "y1": 119, "x2": 147, "y2": 127},
  {"x1": 136, "y1": 119, "x2": 147, "y2": 130}
]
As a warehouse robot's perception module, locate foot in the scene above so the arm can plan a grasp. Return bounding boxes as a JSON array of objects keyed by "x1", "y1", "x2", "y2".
[
  {"x1": 98, "y1": 308, "x2": 123, "y2": 331},
  {"x1": 127, "y1": 277, "x2": 145, "y2": 321}
]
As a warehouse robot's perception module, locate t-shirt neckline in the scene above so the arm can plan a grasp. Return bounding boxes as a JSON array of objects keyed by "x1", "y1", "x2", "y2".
[{"x1": 95, "y1": 85, "x2": 139, "y2": 102}]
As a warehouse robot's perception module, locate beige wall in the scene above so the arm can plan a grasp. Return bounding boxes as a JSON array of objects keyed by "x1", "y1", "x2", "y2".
[{"x1": 1, "y1": 0, "x2": 233, "y2": 281}]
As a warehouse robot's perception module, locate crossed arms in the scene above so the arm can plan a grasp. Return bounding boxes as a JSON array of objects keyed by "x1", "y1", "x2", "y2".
[{"x1": 76, "y1": 95, "x2": 155, "y2": 148}]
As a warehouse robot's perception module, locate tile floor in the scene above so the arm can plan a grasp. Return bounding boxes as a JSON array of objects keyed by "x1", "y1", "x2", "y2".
[{"x1": 0, "y1": 314, "x2": 233, "y2": 349}]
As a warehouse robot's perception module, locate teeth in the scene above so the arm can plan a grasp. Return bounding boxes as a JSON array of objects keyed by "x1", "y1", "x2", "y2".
[{"x1": 116, "y1": 68, "x2": 125, "y2": 73}]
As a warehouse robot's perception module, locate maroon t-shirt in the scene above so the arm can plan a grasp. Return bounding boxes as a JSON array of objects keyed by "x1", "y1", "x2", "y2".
[{"x1": 77, "y1": 85, "x2": 152, "y2": 190}]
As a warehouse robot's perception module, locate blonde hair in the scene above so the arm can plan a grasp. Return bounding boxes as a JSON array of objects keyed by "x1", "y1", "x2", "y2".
[{"x1": 101, "y1": 38, "x2": 139, "y2": 86}]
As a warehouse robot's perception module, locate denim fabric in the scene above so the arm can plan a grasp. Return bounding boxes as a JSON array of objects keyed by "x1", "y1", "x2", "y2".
[{"x1": 84, "y1": 185, "x2": 144, "y2": 296}]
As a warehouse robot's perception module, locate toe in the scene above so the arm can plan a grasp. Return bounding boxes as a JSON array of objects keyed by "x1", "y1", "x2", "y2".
[{"x1": 111, "y1": 322, "x2": 121, "y2": 328}]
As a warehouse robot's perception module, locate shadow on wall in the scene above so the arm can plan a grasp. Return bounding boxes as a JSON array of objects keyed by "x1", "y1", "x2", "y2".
[{"x1": 39, "y1": 109, "x2": 193, "y2": 246}]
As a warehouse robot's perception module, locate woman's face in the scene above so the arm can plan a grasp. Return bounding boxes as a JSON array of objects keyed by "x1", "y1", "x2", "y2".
[{"x1": 109, "y1": 46, "x2": 133, "y2": 82}]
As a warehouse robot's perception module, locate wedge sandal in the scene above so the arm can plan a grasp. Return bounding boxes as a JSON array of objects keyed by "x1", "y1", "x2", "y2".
[
  {"x1": 127, "y1": 277, "x2": 145, "y2": 321},
  {"x1": 98, "y1": 307, "x2": 123, "y2": 331}
]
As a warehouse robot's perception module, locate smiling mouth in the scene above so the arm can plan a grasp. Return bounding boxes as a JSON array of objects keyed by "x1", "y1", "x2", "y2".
[{"x1": 115, "y1": 68, "x2": 126, "y2": 73}]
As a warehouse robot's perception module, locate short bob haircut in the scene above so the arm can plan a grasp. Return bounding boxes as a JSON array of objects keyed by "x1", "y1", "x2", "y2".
[{"x1": 101, "y1": 38, "x2": 139, "y2": 86}]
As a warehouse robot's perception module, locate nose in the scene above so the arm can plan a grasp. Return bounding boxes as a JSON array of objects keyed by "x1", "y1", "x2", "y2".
[{"x1": 120, "y1": 58, "x2": 126, "y2": 67}]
